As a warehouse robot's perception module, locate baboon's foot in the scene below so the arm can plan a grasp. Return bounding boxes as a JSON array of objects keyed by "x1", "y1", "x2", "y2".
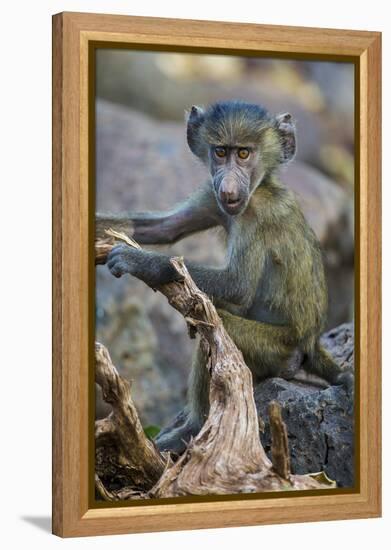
[
  {"x1": 155, "y1": 411, "x2": 201, "y2": 455},
  {"x1": 280, "y1": 348, "x2": 304, "y2": 380},
  {"x1": 334, "y1": 370, "x2": 354, "y2": 395}
]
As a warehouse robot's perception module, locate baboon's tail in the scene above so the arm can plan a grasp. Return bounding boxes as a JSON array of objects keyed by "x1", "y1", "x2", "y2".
[{"x1": 303, "y1": 342, "x2": 342, "y2": 385}]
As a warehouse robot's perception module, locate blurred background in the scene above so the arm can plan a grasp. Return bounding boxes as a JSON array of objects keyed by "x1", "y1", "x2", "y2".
[{"x1": 95, "y1": 49, "x2": 355, "y2": 428}]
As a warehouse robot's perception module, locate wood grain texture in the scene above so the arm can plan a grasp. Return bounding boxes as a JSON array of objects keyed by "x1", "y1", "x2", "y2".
[
  {"x1": 52, "y1": 12, "x2": 63, "y2": 537},
  {"x1": 52, "y1": 11, "x2": 382, "y2": 538},
  {"x1": 361, "y1": 34, "x2": 382, "y2": 516},
  {"x1": 65, "y1": 11, "x2": 378, "y2": 56}
]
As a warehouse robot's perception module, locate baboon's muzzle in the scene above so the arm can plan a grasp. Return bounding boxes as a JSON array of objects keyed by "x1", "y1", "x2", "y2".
[{"x1": 218, "y1": 176, "x2": 248, "y2": 215}]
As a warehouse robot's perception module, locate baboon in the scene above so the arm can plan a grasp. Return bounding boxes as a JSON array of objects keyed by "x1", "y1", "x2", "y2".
[{"x1": 99, "y1": 100, "x2": 352, "y2": 453}]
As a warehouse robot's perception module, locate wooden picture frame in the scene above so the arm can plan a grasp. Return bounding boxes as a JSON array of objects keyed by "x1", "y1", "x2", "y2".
[{"x1": 52, "y1": 11, "x2": 381, "y2": 537}]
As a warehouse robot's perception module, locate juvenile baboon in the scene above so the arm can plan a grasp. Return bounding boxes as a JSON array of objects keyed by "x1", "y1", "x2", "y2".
[{"x1": 99, "y1": 100, "x2": 352, "y2": 453}]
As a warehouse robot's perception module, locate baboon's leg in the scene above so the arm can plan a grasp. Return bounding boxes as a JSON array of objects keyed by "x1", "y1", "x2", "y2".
[
  {"x1": 155, "y1": 343, "x2": 208, "y2": 454},
  {"x1": 217, "y1": 309, "x2": 296, "y2": 379}
]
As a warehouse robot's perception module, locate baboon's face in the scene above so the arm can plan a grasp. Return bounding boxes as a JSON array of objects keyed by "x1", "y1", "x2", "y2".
[
  {"x1": 186, "y1": 101, "x2": 297, "y2": 217},
  {"x1": 209, "y1": 144, "x2": 262, "y2": 216}
]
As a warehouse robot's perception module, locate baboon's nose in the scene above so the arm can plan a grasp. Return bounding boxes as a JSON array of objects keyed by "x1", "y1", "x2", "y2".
[{"x1": 220, "y1": 184, "x2": 240, "y2": 204}]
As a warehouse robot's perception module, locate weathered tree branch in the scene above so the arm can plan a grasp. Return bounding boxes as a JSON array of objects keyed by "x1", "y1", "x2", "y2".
[
  {"x1": 269, "y1": 401, "x2": 291, "y2": 480},
  {"x1": 95, "y1": 228, "x2": 140, "y2": 265},
  {"x1": 95, "y1": 342, "x2": 166, "y2": 496},
  {"x1": 94, "y1": 231, "x2": 336, "y2": 499}
]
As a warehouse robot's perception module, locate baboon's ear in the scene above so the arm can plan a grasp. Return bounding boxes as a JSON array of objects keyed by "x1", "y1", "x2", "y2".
[
  {"x1": 276, "y1": 113, "x2": 297, "y2": 163},
  {"x1": 186, "y1": 105, "x2": 207, "y2": 160}
]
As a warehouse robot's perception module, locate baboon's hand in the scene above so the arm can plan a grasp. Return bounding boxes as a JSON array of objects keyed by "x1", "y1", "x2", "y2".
[
  {"x1": 107, "y1": 244, "x2": 179, "y2": 287},
  {"x1": 107, "y1": 244, "x2": 139, "y2": 278}
]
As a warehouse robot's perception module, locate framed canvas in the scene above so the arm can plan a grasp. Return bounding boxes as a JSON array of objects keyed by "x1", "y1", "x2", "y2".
[{"x1": 52, "y1": 12, "x2": 381, "y2": 537}]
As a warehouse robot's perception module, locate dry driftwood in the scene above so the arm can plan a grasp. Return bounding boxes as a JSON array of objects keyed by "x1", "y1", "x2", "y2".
[
  {"x1": 94, "y1": 231, "x2": 336, "y2": 499},
  {"x1": 95, "y1": 342, "x2": 167, "y2": 499},
  {"x1": 95, "y1": 228, "x2": 140, "y2": 265}
]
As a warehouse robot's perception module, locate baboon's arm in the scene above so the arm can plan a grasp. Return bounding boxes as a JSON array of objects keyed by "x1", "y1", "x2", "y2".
[
  {"x1": 96, "y1": 183, "x2": 222, "y2": 245},
  {"x1": 106, "y1": 232, "x2": 264, "y2": 308}
]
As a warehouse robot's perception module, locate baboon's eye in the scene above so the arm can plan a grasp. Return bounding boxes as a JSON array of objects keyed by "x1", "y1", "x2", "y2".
[
  {"x1": 238, "y1": 148, "x2": 250, "y2": 159},
  {"x1": 215, "y1": 146, "x2": 227, "y2": 158}
]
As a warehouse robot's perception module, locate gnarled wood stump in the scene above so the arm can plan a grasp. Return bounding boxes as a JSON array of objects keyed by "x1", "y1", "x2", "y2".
[{"x1": 94, "y1": 232, "x2": 336, "y2": 499}]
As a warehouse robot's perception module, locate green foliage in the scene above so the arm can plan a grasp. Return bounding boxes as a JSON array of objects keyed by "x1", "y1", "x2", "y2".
[{"x1": 143, "y1": 425, "x2": 161, "y2": 440}]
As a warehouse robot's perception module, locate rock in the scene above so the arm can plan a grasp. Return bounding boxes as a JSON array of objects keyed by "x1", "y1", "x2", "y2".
[
  {"x1": 95, "y1": 99, "x2": 354, "y2": 427},
  {"x1": 255, "y1": 323, "x2": 354, "y2": 487},
  {"x1": 256, "y1": 380, "x2": 354, "y2": 487},
  {"x1": 320, "y1": 322, "x2": 354, "y2": 367}
]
